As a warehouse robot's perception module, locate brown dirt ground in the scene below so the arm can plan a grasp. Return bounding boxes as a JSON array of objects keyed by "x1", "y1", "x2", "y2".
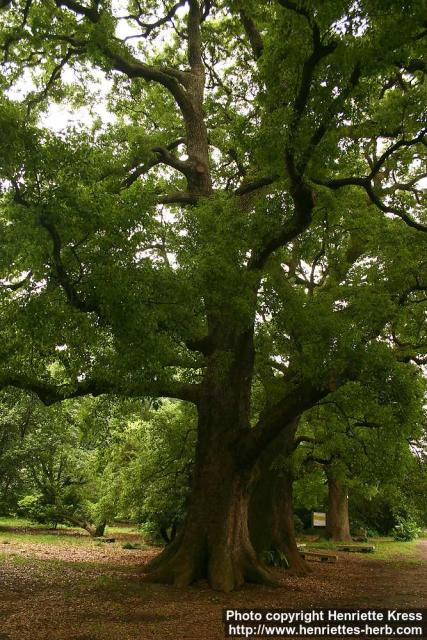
[{"x1": 0, "y1": 537, "x2": 426, "y2": 640}]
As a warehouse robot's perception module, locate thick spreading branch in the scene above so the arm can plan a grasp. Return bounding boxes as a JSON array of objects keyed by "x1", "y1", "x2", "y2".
[
  {"x1": 235, "y1": 175, "x2": 278, "y2": 196},
  {"x1": 0, "y1": 373, "x2": 201, "y2": 406},
  {"x1": 312, "y1": 129, "x2": 427, "y2": 232},
  {"x1": 121, "y1": 138, "x2": 186, "y2": 189},
  {"x1": 55, "y1": 0, "x2": 100, "y2": 22},
  {"x1": 156, "y1": 191, "x2": 200, "y2": 205},
  {"x1": 54, "y1": 0, "x2": 193, "y2": 116},
  {"x1": 248, "y1": 156, "x2": 315, "y2": 270},
  {"x1": 98, "y1": 44, "x2": 192, "y2": 116},
  {"x1": 123, "y1": 1, "x2": 186, "y2": 38},
  {"x1": 239, "y1": 8, "x2": 264, "y2": 59},
  {"x1": 152, "y1": 145, "x2": 195, "y2": 178},
  {"x1": 237, "y1": 380, "x2": 329, "y2": 466}
]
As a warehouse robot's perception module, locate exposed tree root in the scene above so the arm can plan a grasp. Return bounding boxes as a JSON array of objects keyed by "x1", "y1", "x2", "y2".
[
  {"x1": 142, "y1": 537, "x2": 280, "y2": 591},
  {"x1": 282, "y1": 546, "x2": 313, "y2": 576}
]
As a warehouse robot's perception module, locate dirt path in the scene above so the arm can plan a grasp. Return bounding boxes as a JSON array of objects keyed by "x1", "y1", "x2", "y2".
[
  {"x1": 417, "y1": 539, "x2": 427, "y2": 561},
  {"x1": 0, "y1": 541, "x2": 426, "y2": 640}
]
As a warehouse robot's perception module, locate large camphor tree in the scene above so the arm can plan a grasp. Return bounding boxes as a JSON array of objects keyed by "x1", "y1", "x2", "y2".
[{"x1": 0, "y1": 0, "x2": 426, "y2": 590}]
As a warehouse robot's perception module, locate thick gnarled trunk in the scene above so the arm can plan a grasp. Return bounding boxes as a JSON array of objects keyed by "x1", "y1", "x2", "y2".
[
  {"x1": 326, "y1": 472, "x2": 352, "y2": 542},
  {"x1": 144, "y1": 394, "x2": 276, "y2": 590},
  {"x1": 144, "y1": 333, "x2": 279, "y2": 591},
  {"x1": 250, "y1": 423, "x2": 311, "y2": 576},
  {"x1": 250, "y1": 469, "x2": 311, "y2": 576}
]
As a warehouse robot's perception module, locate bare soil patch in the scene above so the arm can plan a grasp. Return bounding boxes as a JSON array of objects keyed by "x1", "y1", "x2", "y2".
[{"x1": 0, "y1": 539, "x2": 426, "y2": 640}]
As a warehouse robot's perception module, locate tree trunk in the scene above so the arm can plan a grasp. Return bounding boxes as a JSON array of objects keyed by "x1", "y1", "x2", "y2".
[
  {"x1": 93, "y1": 521, "x2": 106, "y2": 538},
  {"x1": 144, "y1": 334, "x2": 279, "y2": 592},
  {"x1": 143, "y1": 434, "x2": 278, "y2": 593},
  {"x1": 249, "y1": 423, "x2": 311, "y2": 576},
  {"x1": 67, "y1": 517, "x2": 106, "y2": 538},
  {"x1": 326, "y1": 472, "x2": 352, "y2": 542},
  {"x1": 145, "y1": 463, "x2": 277, "y2": 591},
  {"x1": 141, "y1": 6, "x2": 277, "y2": 593},
  {"x1": 250, "y1": 469, "x2": 311, "y2": 576}
]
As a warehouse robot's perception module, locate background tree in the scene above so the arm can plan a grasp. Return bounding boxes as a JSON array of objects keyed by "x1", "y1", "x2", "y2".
[
  {"x1": 295, "y1": 365, "x2": 426, "y2": 540},
  {"x1": 0, "y1": 389, "x2": 37, "y2": 513},
  {"x1": 3, "y1": 397, "x2": 110, "y2": 535},
  {"x1": 97, "y1": 400, "x2": 196, "y2": 544}
]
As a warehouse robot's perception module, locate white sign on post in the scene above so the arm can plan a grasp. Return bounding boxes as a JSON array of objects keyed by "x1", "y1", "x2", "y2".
[{"x1": 312, "y1": 512, "x2": 326, "y2": 527}]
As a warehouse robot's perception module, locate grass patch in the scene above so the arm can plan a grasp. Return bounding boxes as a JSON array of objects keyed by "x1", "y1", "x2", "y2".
[
  {"x1": 0, "y1": 530, "x2": 93, "y2": 546},
  {"x1": 366, "y1": 538, "x2": 420, "y2": 561},
  {"x1": 0, "y1": 516, "x2": 74, "y2": 530},
  {"x1": 0, "y1": 517, "x2": 145, "y2": 546},
  {"x1": 303, "y1": 536, "x2": 422, "y2": 563},
  {"x1": 12, "y1": 555, "x2": 34, "y2": 566},
  {"x1": 106, "y1": 524, "x2": 141, "y2": 535}
]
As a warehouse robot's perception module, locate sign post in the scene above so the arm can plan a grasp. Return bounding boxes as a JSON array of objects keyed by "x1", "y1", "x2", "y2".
[{"x1": 312, "y1": 512, "x2": 326, "y2": 527}]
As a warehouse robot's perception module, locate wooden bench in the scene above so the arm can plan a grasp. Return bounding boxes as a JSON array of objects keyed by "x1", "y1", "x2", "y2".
[
  {"x1": 300, "y1": 550, "x2": 338, "y2": 563},
  {"x1": 336, "y1": 545, "x2": 375, "y2": 553}
]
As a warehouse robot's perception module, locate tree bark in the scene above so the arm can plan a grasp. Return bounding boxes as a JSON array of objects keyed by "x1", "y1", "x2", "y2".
[
  {"x1": 66, "y1": 517, "x2": 106, "y2": 538},
  {"x1": 143, "y1": 423, "x2": 277, "y2": 590},
  {"x1": 250, "y1": 469, "x2": 311, "y2": 576},
  {"x1": 143, "y1": 332, "x2": 279, "y2": 592},
  {"x1": 93, "y1": 521, "x2": 106, "y2": 538},
  {"x1": 326, "y1": 472, "x2": 352, "y2": 542},
  {"x1": 249, "y1": 423, "x2": 311, "y2": 576}
]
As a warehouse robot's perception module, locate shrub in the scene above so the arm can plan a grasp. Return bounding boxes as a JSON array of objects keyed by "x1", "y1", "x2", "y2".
[
  {"x1": 391, "y1": 516, "x2": 421, "y2": 541},
  {"x1": 17, "y1": 494, "x2": 47, "y2": 523},
  {"x1": 17, "y1": 494, "x2": 68, "y2": 527},
  {"x1": 293, "y1": 514, "x2": 304, "y2": 534},
  {"x1": 260, "y1": 548, "x2": 289, "y2": 568},
  {"x1": 122, "y1": 542, "x2": 142, "y2": 550}
]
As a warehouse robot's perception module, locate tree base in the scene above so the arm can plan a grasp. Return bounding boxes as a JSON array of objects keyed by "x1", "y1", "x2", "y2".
[
  {"x1": 143, "y1": 537, "x2": 281, "y2": 591},
  {"x1": 285, "y1": 549, "x2": 313, "y2": 576},
  {"x1": 328, "y1": 534, "x2": 353, "y2": 543}
]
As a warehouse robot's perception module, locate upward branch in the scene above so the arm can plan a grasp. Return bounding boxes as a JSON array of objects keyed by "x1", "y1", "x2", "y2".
[
  {"x1": 279, "y1": 0, "x2": 338, "y2": 134},
  {"x1": 38, "y1": 214, "x2": 101, "y2": 316},
  {"x1": 248, "y1": 154, "x2": 315, "y2": 270},
  {"x1": 239, "y1": 8, "x2": 264, "y2": 59},
  {"x1": 246, "y1": 0, "x2": 341, "y2": 271},
  {"x1": 54, "y1": 1, "x2": 193, "y2": 117},
  {"x1": 187, "y1": 0, "x2": 203, "y2": 70}
]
